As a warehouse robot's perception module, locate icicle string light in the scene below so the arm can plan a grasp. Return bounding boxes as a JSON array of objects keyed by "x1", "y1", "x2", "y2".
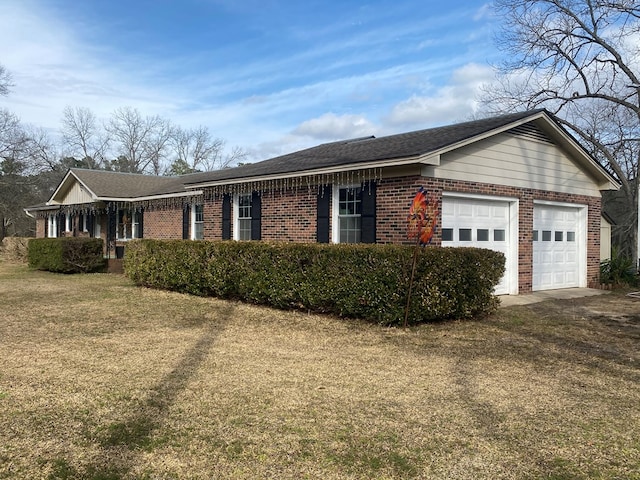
[
  {"x1": 32, "y1": 168, "x2": 383, "y2": 218},
  {"x1": 201, "y1": 168, "x2": 382, "y2": 199}
]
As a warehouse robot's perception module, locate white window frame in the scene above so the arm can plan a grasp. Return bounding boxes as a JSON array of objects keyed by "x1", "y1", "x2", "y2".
[
  {"x1": 94, "y1": 215, "x2": 101, "y2": 238},
  {"x1": 233, "y1": 193, "x2": 252, "y2": 241},
  {"x1": 332, "y1": 184, "x2": 362, "y2": 244},
  {"x1": 116, "y1": 209, "x2": 142, "y2": 241},
  {"x1": 64, "y1": 213, "x2": 72, "y2": 232},
  {"x1": 191, "y1": 204, "x2": 204, "y2": 240},
  {"x1": 47, "y1": 214, "x2": 58, "y2": 238},
  {"x1": 132, "y1": 211, "x2": 141, "y2": 239}
]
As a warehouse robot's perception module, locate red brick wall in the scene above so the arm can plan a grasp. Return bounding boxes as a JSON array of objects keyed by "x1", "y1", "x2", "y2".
[
  {"x1": 261, "y1": 187, "x2": 317, "y2": 242},
  {"x1": 36, "y1": 218, "x2": 46, "y2": 238},
  {"x1": 377, "y1": 175, "x2": 427, "y2": 244},
  {"x1": 205, "y1": 198, "x2": 223, "y2": 241},
  {"x1": 144, "y1": 175, "x2": 602, "y2": 293},
  {"x1": 144, "y1": 208, "x2": 183, "y2": 239}
]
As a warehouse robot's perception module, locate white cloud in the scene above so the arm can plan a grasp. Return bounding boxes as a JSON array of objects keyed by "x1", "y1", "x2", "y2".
[
  {"x1": 385, "y1": 63, "x2": 495, "y2": 128},
  {"x1": 0, "y1": 0, "x2": 502, "y2": 163},
  {"x1": 0, "y1": 0, "x2": 184, "y2": 131},
  {"x1": 292, "y1": 113, "x2": 377, "y2": 140},
  {"x1": 473, "y1": 3, "x2": 493, "y2": 21}
]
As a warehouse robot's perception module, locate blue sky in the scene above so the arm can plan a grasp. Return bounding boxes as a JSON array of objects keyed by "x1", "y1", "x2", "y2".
[{"x1": 0, "y1": 0, "x2": 499, "y2": 161}]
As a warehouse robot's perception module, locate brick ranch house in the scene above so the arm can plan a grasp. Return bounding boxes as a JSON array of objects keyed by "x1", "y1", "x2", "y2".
[{"x1": 25, "y1": 110, "x2": 619, "y2": 295}]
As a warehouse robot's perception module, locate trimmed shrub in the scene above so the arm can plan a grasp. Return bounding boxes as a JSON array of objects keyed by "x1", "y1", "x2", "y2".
[
  {"x1": 28, "y1": 238, "x2": 106, "y2": 273},
  {"x1": 124, "y1": 240, "x2": 505, "y2": 325}
]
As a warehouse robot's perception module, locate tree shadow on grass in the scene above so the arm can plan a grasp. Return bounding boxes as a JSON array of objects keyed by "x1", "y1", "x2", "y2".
[
  {"x1": 450, "y1": 358, "x2": 589, "y2": 480},
  {"x1": 490, "y1": 304, "x2": 640, "y2": 384},
  {"x1": 47, "y1": 303, "x2": 234, "y2": 480}
]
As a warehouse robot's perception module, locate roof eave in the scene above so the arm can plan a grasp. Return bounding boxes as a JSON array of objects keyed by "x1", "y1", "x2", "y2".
[
  {"x1": 24, "y1": 204, "x2": 60, "y2": 216},
  {"x1": 422, "y1": 110, "x2": 619, "y2": 191},
  {"x1": 537, "y1": 119, "x2": 620, "y2": 191},
  {"x1": 96, "y1": 190, "x2": 203, "y2": 203},
  {"x1": 184, "y1": 155, "x2": 434, "y2": 189}
]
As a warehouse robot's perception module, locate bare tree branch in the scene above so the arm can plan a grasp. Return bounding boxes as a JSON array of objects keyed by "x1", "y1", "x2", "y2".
[
  {"x1": 0, "y1": 64, "x2": 13, "y2": 97},
  {"x1": 484, "y1": 0, "x2": 640, "y2": 263},
  {"x1": 61, "y1": 106, "x2": 109, "y2": 168}
]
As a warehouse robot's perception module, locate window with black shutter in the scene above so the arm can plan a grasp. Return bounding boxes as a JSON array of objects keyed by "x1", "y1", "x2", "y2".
[
  {"x1": 334, "y1": 182, "x2": 376, "y2": 244},
  {"x1": 316, "y1": 186, "x2": 331, "y2": 243},
  {"x1": 250, "y1": 192, "x2": 261, "y2": 241},
  {"x1": 222, "y1": 194, "x2": 231, "y2": 240},
  {"x1": 182, "y1": 205, "x2": 191, "y2": 240},
  {"x1": 360, "y1": 182, "x2": 377, "y2": 244}
]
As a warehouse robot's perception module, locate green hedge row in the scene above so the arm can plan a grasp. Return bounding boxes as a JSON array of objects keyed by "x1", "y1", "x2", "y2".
[
  {"x1": 124, "y1": 240, "x2": 505, "y2": 325},
  {"x1": 28, "y1": 237, "x2": 105, "y2": 273}
]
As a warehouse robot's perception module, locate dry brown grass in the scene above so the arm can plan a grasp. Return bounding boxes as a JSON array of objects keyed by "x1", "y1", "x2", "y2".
[
  {"x1": 0, "y1": 237, "x2": 29, "y2": 263},
  {"x1": 0, "y1": 260, "x2": 638, "y2": 479}
]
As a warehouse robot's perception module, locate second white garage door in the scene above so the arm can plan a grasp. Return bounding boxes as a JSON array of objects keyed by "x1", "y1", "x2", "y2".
[
  {"x1": 533, "y1": 204, "x2": 583, "y2": 291},
  {"x1": 441, "y1": 196, "x2": 515, "y2": 295}
]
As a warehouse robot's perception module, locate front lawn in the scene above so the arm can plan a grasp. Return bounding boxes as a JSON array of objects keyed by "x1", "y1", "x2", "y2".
[{"x1": 0, "y1": 261, "x2": 638, "y2": 479}]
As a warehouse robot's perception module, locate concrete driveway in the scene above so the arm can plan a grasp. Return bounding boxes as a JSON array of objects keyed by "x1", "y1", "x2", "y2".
[{"x1": 499, "y1": 288, "x2": 610, "y2": 307}]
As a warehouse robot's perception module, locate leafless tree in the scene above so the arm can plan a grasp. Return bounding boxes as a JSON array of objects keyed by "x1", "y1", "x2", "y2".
[
  {"x1": 168, "y1": 125, "x2": 248, "y2": 174},
  {"x1": 483, "y1": 0, "x2": 640, "y2": 262},
  {"x1": 0, "y1": 64, "x2": 12, "y2": 97},
  {"x1": 61, "y1": 106, "x2": 109, "y2": 169},
  {"x1": 0, "y1": 109, "x2": 26, "y2": 160},
  {"x1": 171, "y1": 125, "x2": 224, "y2": 172},
  {"x1": 105, "y1": 106, "x2": 173, "y2": 174},
  {"x1": 22, "y1": 125, "x2": 60, "y2": 173},
  {"x1": 143, "y1": 116, "x2": 174, "y2": 175},
  {"x1": 222, "y1": 145, "x2": 249, "y2": 169}
]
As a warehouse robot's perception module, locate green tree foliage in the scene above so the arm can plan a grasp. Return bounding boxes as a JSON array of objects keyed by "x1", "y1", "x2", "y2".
[{"x1": 164, "y1": 158, "x2": 199, "y2": 176}]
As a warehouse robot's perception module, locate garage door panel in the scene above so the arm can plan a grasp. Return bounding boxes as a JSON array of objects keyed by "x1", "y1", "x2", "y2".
[
  {"x1": 442, "y1": 197, "x2": 513, "y2": 295},
  {"x1": 459, "y1": 203, "x2": 473, "y2": 217},
  {"x1": 476, "y1": 205, "x2": 490, "y2": 218},
  {"x1": 492, "y1": 207, "x2": 507, "y2": 219},
  {"x1": 533, "y1": 205, "x2": 582, "y2": 291}
]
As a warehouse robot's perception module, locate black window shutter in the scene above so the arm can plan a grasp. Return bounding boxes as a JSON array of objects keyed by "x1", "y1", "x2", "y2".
[
  {"x1": 316, "y1": 185, "x2": 331, "y2": 243},
  {"x1": 107, "y1": 206, "x2": 117, "y2": 243},
  {"x1": 360, "y1": 181, "x2": 377, "y2": 244},
  {"x1": 138, "y1": 208, "x2": 144, "y2": 238},
  {"x1": 182, "y1": 205, "x2": 190, "y2": 240},
  {"x1": 222, "y1": 194, "x2": 231, "y2": 240},
  {"x1": 57, "y1": 213, "x2": 63, "y2": 237},
  {"x1": 251, "y1": 191, "x2": 261, "y2": 241},
  {"x1": 87, "y1": 213, "x2": 94, "y2": 238}
]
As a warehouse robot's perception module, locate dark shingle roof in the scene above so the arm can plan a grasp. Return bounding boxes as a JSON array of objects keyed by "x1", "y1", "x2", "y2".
[
  {"x1": 182, "y1": 110, "x2": 547, "y2": 186},
  {"x1": 70, "y1": 169, "x2": 184, "y2": 198},
  {"x1": 54, "y1": 110, "x2": 555, "y2": 201}
]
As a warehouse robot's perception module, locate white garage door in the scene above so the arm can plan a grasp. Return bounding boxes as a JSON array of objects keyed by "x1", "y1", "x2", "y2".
[
  {"x1": 442, "y1": 197, "x2": 513, "y2": 295},
  {"x1": 533, "y1": 205, "x2": 581, "y2": 291}
]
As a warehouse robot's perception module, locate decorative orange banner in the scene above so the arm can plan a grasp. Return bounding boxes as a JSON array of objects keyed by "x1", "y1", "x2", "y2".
[{"x1": 407, "y1": 187, "x2": 438, "y2": 245}]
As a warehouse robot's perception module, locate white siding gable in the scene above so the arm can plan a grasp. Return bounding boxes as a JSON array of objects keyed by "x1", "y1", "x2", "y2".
[
  {"x1": 426, "y1": 131, "x2": 602, "y2": 197},
  {"x1": 52, "y1": 180, "x2": 94, "y2": 205}
]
